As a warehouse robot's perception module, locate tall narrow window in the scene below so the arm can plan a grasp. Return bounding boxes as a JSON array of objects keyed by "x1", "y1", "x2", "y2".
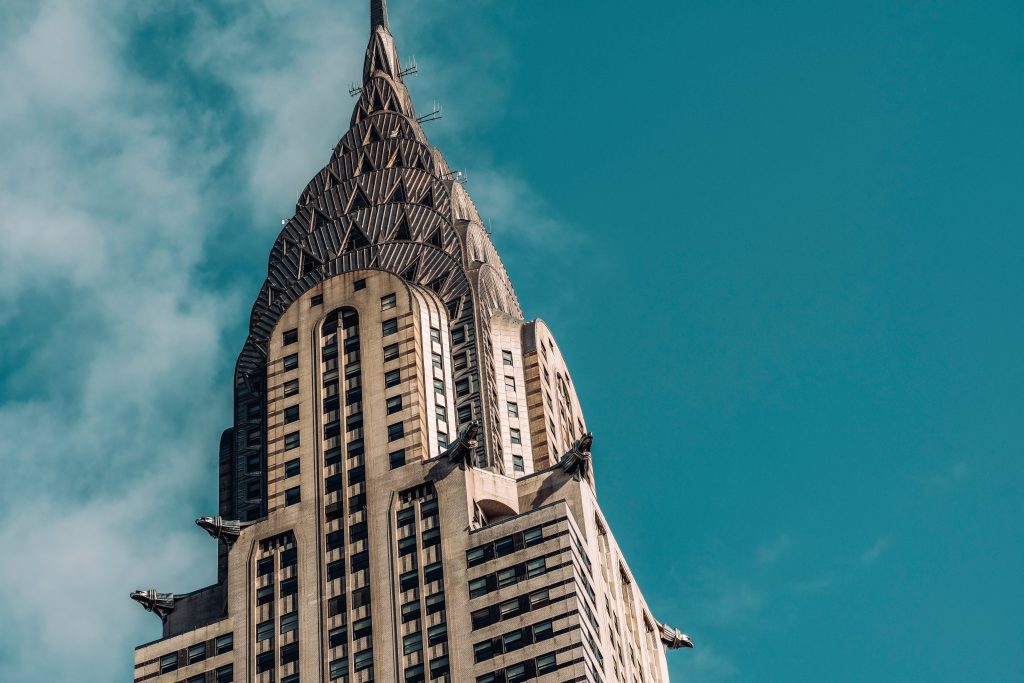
[
  {"x1": 507, "y1": 402, "x2": 519, "y2": 417},
  {"x1": 502, "y1": 350, "x2": 513, "y2": 365}
]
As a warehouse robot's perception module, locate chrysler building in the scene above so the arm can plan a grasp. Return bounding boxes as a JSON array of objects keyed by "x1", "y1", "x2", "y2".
[{"x1": 131, "y1": 2, "x2": 692, "y2": 681}]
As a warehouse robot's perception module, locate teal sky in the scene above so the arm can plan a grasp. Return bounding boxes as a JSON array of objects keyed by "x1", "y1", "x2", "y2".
[{"x1": 0, "y1": 1, "x2": 1021, "y2": 681}]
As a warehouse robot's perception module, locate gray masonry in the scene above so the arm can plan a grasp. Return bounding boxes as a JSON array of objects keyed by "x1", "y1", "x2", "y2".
[{"x1": 131, "y1": 3, "x2": 692, "y2": 682}]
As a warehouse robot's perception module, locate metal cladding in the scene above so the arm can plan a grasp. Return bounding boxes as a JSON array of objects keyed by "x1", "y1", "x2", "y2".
[{"x1": 229, "y1": 5, "x2": 523, "y2": 517}]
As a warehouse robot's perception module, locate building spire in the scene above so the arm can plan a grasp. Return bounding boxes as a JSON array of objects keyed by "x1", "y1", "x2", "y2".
[{"x1": 370, "y1": 0, "x2": 389, "y2": 31}]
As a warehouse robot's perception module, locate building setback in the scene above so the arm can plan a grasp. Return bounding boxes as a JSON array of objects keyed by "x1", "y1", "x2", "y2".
[{"x1": 131, "y1": 2, "x2": 692, "y2": 682}]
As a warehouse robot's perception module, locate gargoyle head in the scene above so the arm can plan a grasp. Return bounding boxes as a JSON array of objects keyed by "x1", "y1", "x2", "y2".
[
  {"x1": 461, "y1": 420, "x2": 481, "y2": 447},
  {"x1": 195, "y1": 516, "x2": 218, "y2": 534},
  {"x1": 129, "y1": 589, "x2": 152, "y2": 608},
  {"x1": 576, "y1": 432, "x2": 594, "y2": 456}
]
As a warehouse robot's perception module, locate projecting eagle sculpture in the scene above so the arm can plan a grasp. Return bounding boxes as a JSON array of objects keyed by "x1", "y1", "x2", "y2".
[
  {"x1": 441, "y1": 420, "x2": 481, "y2": 467},
  {"x1": 195, "y1": 516, "x2": 253, "y2": 548},
  {"x1": 559, "y1": 432, "x2": 594, "y2": 479},
  {"x1": 130, "y1": 589, "x2": 177, "y2": 622},
  {"x1": 658, "y1": 622, "x2": 694, "y2": 649}
]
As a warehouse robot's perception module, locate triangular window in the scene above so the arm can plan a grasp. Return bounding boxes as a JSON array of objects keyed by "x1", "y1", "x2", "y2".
[
  {"x1": 389, "y1": 181, "x2": 407, "y2": 203},
  {"x1": 300, "y1": 251, "x2": 320, "y2": 278},
  {"x1": 372, "y1": 90, "x2": 385, "y2": 112},
  {"x1": 427, "y1": 228, "x2": 442, "y2": 248},
  {"x1": 429, "y1": 274, "x2": 448, "y2": 294},
  {"x1": 386, "y1": 149, "x2": 403, "y2": 168},
  {"x1": 357, "y1": 155, "x2": 374, "y2": 176},
  {"x1": 419, "y1": 188, "x2": 434, "y2": 209},
  {"x1": 344, "y1": 225, "x2": 371, "y2": 253},
  {"x1": 401, "y1": 262, "x2": 418, "y2": 282},
  {"x1": 414, "y1": 154, "x2": 429, "y2": 171},
  {"x1": 392, "y1": 214, "x2": 412, "y2": 241},
  {"x1": 348, "y1": 186, "x2": 371, "y2": 212}
]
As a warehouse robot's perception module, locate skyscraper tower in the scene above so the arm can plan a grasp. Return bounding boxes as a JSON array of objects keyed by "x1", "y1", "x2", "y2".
[{"x1": 131, "y1": 3, "x2": 692, "y2": 682}]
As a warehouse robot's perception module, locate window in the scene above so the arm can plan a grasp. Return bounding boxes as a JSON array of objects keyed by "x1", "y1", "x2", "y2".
[
  {"x1": 280, "y1": 642, "x2": 299, "y2": 665},
  {"x1": 504, "y1": 376, "x2": 515, "y2": 391},
  {"x1": 474, "y1": 641, "x2": 493, "y2": 663},
  {"x1": 451, "y1": 327, "x2": 465, "y2": 344},
  {"x1": 389, "y1": 449, "x2": 406, "y2": 469},
  {"x1": 386, "y1": 395, "x2": 403, "y2": 414},
  {"x1": 504, "y1": 629, "x2": 524, "y2": 652},
  {"x1": 382, "y1": 318, "x2": 398, "y2": 336},
  {"x1": 403, "y1": 632, "x2": 423, "y2": 654},
  {"x1": 348, "y1": 466, "x2": 365, "y2": 485},
  {"x1": 187, "y1": 675, "x2": 206, "y2": 683},
  {"x1": 536, "y1": 653, "x2": 557, "y2": 675},
  {"x1": 405, "y1": 664, "x2": 425, "y2": 683},
  {"x1": 400, "y1": 570, "x2": 419, "y2": 592},
  {"x1": 388, "y1": 422, "x2": 405, "y2": 442},
  {"x1": 397, "y1": 508, "x2": 415, "y2": 527},
  {"x1": 425, "y1": 591, "x2": 445, "y2": 615},
  {"x1": 385, "y1": 369, "x2": 401, "y2": 388},
  {"x1": 326, "y1": 531, "x2": 344, "y2": 552},
  {"x1": 284, "y1": 459, "x2": 300, "y2": 478},
  {"x1": 159, "y1": 653, "x2": 178, "y2": 673},
  {"x1": 469, "y1": 578, "x2": 487, "y2": 598},
  {"x1": 350, "y1": 550, "x2": 370, "y2": 572},
  {"x1": 422, "y1": 527, "x2": 440, "y2": 548},
  {"x1": 526, "y1": 557, "x2": 546, "y2": 578},
  {"x1": 280, "y1": 547, "x2": 297, "y2": 568},
  {"x1": 354, "y1": 278, "x2": 366, "y2": 290},
  {"x1": 499, "y1": 599, "x2": 519, "y2": 617},
  {"x1": 330, "y1": 657, "x2": 348, "y2": 680},
  {"x1": 256, "y1": 619, "x2": 274, "y2": 642},
  {"x1": 216, "y1": 634, "x2": 233, "y2": 654},
  {"x1": 352, "y1": 617, "x2": 373, "y2": 640},
  {"x1": 329, "y1": 626, "x2": 347, "y2": 649},
  {"x1": 533, "y1": 619, "x2": 554, "y2": 641},
  {"x1": 497, "y1": 567, "x2": 516, "y2": 588},
  {"x1": 247, "y1": 429, "x2": 261, "y2": 446},
  {"x1": 437, "y1": 432, "x2": 449, "y2": 449},
  {"x1": 506, "y1": 663, "x2": 528, "y2": 683},
  {"x1": 399, "y1": 535, "x2": 418, "y2": 557},
  {"x1": 424, "y1": 562, "x2": 443, "y2": 583},
  {"x1": 245, "y1": 479, "x2": 261, "y2": 500},
  {"x1": 502, "y1": 350, "x2": 513, "y2": 365},
  {"x1": 257, "y1": 585, "x2": 274, "y2": 605},
  {"x1": 507, "y1": 402, "x2": 518, "y2": 417},
  {"x1": 384, "y1": 343, "x2": 400, "y2": 361},
  {"x1": 510, "y1": 428, "x2": 521, "y2": 445},
  {"x1": 284, "y1": 405, "x2": 299, "y2": 424},
  {"x1": 284, "y1": 378, "x2": 299, "y2": 397},
  {"x1": 454, "y1": 353, "x2": 467, "y2": 370},
  {"x1": 281, "y1": 611, "x2": 299, "y2": 634},
  {"x1": 434, "y1": 378, "x2": 445, "y2": 394},
  {"x1": 430, "y1": 656, "x2": 450, "y2": 678},
  {"x1": 350, "y1": 521, "x2": 368, "y2": 542},
  {"x1": 513, "y1": 455, "x2": 524, "y2": 472},
  {"x1": 281, "y1": 577, "x2": 298, "y2": 596},
  {"x1": 428, "y1": 623, "x2": 448, "y2": 646},
  {"x1": 282, "y1": 675, "x2": 299, "y2": 683},
  {"x1": 327, "y1": 559, "x2": 344, "y2": 581},
  {"x1": 285, "y1": 487, "x2": 301, "y2": 506},
  {"x1": 421, "y1": 498, "x2": 438, "y2": 517},
  {"x1": 328, "y1": 593, "x2": 346, "y2": 618},
  {"x1": 283, "y1": 353, "x2": 299, "y2": 370},
  {"x1": 310, "y1": 294, "x2": 323, "y2": 306},
  {"x1": 256, "y1": 651, "x2": 275, "y2": 674},
  {"x1": 435, "y1": 405, "x2": 446, "y2": 421},
  {"x1": 283, "y1": 328, "x2": 298, "y2": 345},
  {"x1": 456, "y1": 378, "x2": 470, "y2": 397},
  {"x1": 523, "y1": 527, "x2": 543, "y2": 547},
  {"x1": 432, "y1": 352, "x2": 442, "y2": 369},
  {"x1": 354, "y1": 648, "x2": 373, "y2": 672},
  {"x1": 257, "y1": 557, "x2": 274, "y2": 576},
  {"x1": 401, "y1": 599, "x2": 421, "y2": 623},
  {"x1": 430, "y1": 327, "x2": 441, "y2": 342},
  {"x1": 381, "y1": 293, "x2": 397, "y2": 310},
  {"x1": 458, "y1": 405, "x2": 472, "y2": 424},
  {"x1": 284, "y1": 431, "x2": 300, "y2": 450}
]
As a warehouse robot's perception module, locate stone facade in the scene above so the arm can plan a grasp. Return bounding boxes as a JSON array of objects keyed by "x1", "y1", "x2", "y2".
[{"x1": 132, "y1": 3, "x2": 690, "y2": 682}]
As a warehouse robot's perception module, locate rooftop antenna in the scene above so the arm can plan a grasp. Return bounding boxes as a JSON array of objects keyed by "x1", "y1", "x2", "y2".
[
  {"x1": 348, "y1": 83, "x2": 363, "y2": 97},
  {"x1": 443, "y1": 169, "x2": 469, "y2": 185},
  {"x1": 417, "y1": 101, "x2": 443, "y2": 123},
  {"x1": 399, "y1": 56, "x2": 419, "y2": 78}
]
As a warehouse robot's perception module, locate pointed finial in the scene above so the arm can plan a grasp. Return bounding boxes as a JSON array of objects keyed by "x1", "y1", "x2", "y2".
[{"x1": 371, "y1": 0, "x2": 389, "y2": 30}]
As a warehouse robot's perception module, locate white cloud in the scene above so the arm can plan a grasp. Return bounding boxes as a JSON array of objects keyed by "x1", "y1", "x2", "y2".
[
  {"x1": 755, "y1": 533, "x2": 793, "y2": 566},
  {"x1": 0, "y1": 2, "x2": 572, "y2": 681},
  {"x1": 860, "y1": 535, "x2": 892, "y2": 565}
]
